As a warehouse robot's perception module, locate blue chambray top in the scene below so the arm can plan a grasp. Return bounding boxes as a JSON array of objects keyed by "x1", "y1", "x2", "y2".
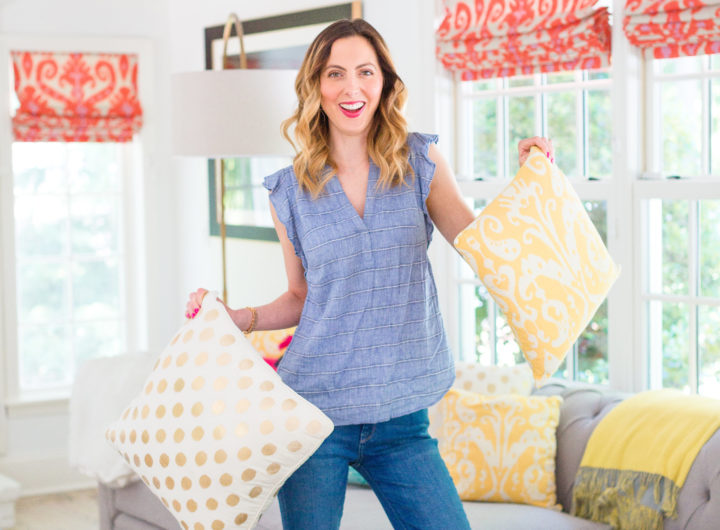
[{"x1": 262, "y1": 132, "x2": 454, "y2": 426}]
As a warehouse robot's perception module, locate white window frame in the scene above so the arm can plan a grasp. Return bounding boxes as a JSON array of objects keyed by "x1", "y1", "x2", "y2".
[
  {"x1": 438, "y1": 0, "x2": 644, "y2": 392},
  {"x1": 0, "y1": 35, "x2": 153, "y2": 415},
  {"x1": 636, "y1": 56, "x2": 720, "y2": 394}
]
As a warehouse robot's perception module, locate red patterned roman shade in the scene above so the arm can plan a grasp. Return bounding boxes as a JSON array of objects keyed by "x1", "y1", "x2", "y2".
[
  {"x1": 436, "y1": 0, "x2": 612, "y2": 80},
  {"x1": 11, "y1": 51, "x2": 143, "y2": 142},
  {"x1": 623, "y1": 0, "x2": 720, "y2": 59}
]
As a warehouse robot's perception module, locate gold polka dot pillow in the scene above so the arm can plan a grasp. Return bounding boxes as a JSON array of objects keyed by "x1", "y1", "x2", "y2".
[
  {"x1": 437, "y1": 388, "x2": 562, "y2": 508},
  {"x1": 105, "y1": 293, "x2": 333, "y2": 530},
  {"x1": 454, "y1": 147, "x2": 620, "y2": 385}
]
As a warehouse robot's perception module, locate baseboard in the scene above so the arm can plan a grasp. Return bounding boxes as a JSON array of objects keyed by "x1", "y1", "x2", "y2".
[{"x1": 0, "y1": 451, "x2": 95, "y2": 497}]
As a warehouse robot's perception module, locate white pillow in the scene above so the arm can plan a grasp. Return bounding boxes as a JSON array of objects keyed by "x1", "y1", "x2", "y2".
[{"x1": 106, "y1": 293, "x2": 334, "y2": 529}]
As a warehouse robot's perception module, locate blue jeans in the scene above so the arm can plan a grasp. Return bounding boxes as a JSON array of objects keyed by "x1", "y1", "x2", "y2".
[{"x1": 278, "y1": 409, "x2": 471, "y2": 530}]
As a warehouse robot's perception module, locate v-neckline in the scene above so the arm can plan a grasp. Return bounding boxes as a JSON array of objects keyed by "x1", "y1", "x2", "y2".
[{"x1": 333, "y1": 160, "x2": 377, "y2": 228}]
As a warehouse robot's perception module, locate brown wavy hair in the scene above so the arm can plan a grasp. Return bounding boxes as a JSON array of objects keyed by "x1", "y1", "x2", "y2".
[{"x1": 281, "y1": 18, "x2": 411, "y2": 196}]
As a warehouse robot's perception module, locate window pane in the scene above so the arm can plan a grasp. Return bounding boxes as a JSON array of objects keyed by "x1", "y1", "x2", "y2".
[
  {"x1": 12, "y1": 142, "x2": 66, "y2": 194},
  {"x1": 578, "y1": 201, "x2": 609, "y2": 384},
  {"x1": 655, "y1": 55, "x2": 704, "y2": 75},
  {"x1": 72, "y1": 258, "x2": 121, "y2": 319},
  {"x1": 508, "y1": 96, "x2": 535, "y2": 177},
  {"x1": 587, "y1": 90, "x2": 612, "y2": 178},
  {"x1": 647, "y1": 200, "x2": 689, "y2": 295},
  {"x1": 654, "y1": 301, "x2": 689, "y2": 391},
  {"x1": 508, "y1": 75, "x2": 534, "y2": 88},
  {"x1": 588, "y1": 70, "x2": 609, "y2": 81},
  {"x1": 75, "y1": 320, "x2": 125, "y2": 364},
  {"x1": 577, "y1": 300, "x2": 609, "y2": 384},
  {"x1": 67, "y1": 143, "x2": 121, "y2": 193},
  {"x1": 14, "y1": 196, "x2": 68, "y2": 257},
  {"x1": 458, "y1": 283, "x2": 492, "y2": 364},
  {"x1": 700, "y1": 200, "x2": 720, "y2": 297},
  {"x1": 713, "y1": 54, "x2": 720, "y2": 71},
  {"x1": 661, "y1": 80, "x2": 702, "y2": 176},
  {"x1": 585, "y1": 200, "x2": 608, "y2": 243},
  {"x1": 712, "y1": 79, "x2": 720, "y2": 175},
  {"x1": 70, "y1": 196, "x2": 121, "y2": 254},
  {"x1": 698, "y1": 305, "x2": 720, "y2": 398},
  {"x1": 473, "y1": 98, "x2": 498, "y2": 178},
  {"x1": 547, "y1": 91, "x2": 578, "y2": 177},
  {"x1": 472, "y1": 79, "x2": 496, "y2": 92},
  {"x1": 495, "y1": 310, "x2": 522, "y2": 365},
  {"x1": 547, "y1": 72, "x2": 576, "y2": 84},
  {"x1": 17, "y1": 262, "x2": 68, "y2": 323},
  {"x1": 19, "y1": 323, "x2": 72, "y2": 389},
  {"x1": 457, "y1": 199, "x2": 486, "y2": 280}
]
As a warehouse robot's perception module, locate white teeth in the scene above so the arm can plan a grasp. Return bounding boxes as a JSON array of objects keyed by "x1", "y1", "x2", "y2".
[{"x1": 340, "y1": 102, "x2": 364, "y2": 111}]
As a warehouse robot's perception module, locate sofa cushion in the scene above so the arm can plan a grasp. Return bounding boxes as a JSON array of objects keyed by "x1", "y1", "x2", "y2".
[
  {"x1": 453, "y1": 147, "x2": 619, "y2": 385},
  {"x1": 533, "y1": 380, "x2": 625, "y2": 512},
  {"x1": 254, "y1": 487, "x2": 611, "y2": 529},
  {"x1": 437, "y1": 389, "x2": 562, "y2": 508}
]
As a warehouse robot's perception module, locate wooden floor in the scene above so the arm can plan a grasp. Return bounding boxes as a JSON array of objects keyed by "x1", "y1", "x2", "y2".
[{"x1": 12, "y1": 488, "x2": 99, "y2": 530}]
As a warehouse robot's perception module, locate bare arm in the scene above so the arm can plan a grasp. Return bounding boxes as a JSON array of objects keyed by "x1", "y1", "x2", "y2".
[
  {"x1": 425, "y1": 143, "x2": 475, "y2": 245},
  {"x1": 425, "y1": 137, "x2": 555, "y2": 244},
  {"x1": 185, "y1": 201, "x2": 307, "y2": 332}
]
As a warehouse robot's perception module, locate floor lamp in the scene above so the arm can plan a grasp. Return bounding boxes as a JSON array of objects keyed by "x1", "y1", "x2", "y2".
[{"x1": 171, "y1": 14, "x2": 296, "y2": 302}]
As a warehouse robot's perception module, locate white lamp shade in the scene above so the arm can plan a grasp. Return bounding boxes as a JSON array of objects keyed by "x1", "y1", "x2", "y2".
[{"x1": 171, "y1": 69, "x2": 298, "y2": 158}]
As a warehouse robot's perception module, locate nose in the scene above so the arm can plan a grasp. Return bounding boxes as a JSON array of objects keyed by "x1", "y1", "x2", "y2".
[{"x1": 343, "y1": 73, "x2": 361, "y2": 96}]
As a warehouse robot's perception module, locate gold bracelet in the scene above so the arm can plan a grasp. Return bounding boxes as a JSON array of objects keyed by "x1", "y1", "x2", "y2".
[{"x1": 242, "y1": 306, "x2": 257, "y2": 335}]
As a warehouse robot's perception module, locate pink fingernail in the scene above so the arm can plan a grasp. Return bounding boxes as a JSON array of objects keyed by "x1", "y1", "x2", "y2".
[
  {"x1": 546, "y1": 151, "x2": 550, "y2": 158},
  {"x1": 551, "y1": 157, "x2": 555, "y2": 163}
]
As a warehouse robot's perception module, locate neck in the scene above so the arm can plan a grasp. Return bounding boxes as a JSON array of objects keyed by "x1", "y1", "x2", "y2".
[{"x1": 329, "y1": 130, "x2": 370, "y2": 171}]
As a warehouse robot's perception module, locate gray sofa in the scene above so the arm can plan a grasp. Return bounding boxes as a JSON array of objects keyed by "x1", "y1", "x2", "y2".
[{"x1": 97, "y1": 380, "x2": 720, "y2": 529}]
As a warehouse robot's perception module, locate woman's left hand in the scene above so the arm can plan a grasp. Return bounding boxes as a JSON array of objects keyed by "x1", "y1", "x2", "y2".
[{"x1": 518, "y1": 136, "x2": 554, "y2": 167}]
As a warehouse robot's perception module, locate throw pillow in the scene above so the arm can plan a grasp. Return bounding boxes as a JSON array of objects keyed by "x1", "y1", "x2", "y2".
[
  {"x1": 454, "y1": 147, "x2": 620, "y2": 385},
  {"x1": 437, "y1": 388, "x2": 562, "y2": 509},
  {"x1": 428, "y1": 363, "x2": 533, "y2": 438},
  {"x1": 105, "y1": 293, "x2": 333, "y2": 530},
  {"x1": 453, "y1": 362, "x2": 533, "y2": 395}
]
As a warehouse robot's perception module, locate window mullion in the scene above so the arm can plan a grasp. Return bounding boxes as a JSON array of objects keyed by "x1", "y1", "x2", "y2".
[
  {"x1": 689, "y1": 200, "x2": 699, "y2": 393},
  {"x1": 702, "y1": 77, "x2": 710, "y2": 175},
  {"x1": 500, "y1": 87, "x2": 508, "y2": 179}
]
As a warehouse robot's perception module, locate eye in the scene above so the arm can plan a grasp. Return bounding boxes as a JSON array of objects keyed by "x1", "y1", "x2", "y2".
[
  {"x1": 327, "y1": 70, "x2": 342, "y2": 78},
  {"x1": 360, "y1": 69, "x2": 374, "y2": 76}
]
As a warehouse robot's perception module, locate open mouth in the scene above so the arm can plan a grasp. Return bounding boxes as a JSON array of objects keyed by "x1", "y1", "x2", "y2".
[{"x1": 339, "y1": 101, "x2": 365, "y2": 117}]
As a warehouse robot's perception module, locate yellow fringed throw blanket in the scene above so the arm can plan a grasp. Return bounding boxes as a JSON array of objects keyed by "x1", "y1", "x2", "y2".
[{"x1": 572, "y1": 389, "x2": 720, "y2": 529}]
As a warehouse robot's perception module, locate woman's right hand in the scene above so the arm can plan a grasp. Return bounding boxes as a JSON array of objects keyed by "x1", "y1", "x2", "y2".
[{"x1": 185, "y1": 287, "x2": 208, "y2": 319}]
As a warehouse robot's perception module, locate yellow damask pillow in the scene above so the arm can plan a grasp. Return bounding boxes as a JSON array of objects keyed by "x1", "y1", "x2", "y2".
[
  {"x1": 106, "y1": 294, "x2": 333, "y2": 530},
  {"x1": 437, "y1": 388, "x2": 562, "y2": 508},
  {"x1": 454, "y1": 147, "x2": 619, "y2": 384}
]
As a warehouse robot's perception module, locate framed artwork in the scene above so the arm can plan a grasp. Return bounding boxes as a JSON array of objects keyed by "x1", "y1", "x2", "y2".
[{"x1": 205, "y1": 2, "x2": 363, "y2": 241}]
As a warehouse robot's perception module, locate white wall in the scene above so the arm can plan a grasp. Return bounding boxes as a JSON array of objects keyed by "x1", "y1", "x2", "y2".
[{"x1": 0, "y1": 0, "x2": 440, "y2": 494}]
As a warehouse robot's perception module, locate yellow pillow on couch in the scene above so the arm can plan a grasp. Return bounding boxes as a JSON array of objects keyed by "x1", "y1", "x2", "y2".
[
  {"x1": 454, "y1": 147, "x2": 620, "y2": 384},
  {"x1": 106, "y1": 293, "x2": 333, "y2": 530},
  {"x1": 437, "y1": 388, "x2": 563, "y2": 509}
]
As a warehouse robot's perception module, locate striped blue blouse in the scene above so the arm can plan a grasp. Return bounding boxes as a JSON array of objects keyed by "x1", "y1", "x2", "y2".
[{"x1": 262, "y1": 132, "x2": 454, "y2": 426}]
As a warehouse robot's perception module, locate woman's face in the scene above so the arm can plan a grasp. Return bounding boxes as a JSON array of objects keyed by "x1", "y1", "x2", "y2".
[{"x1": 319, "y1": 35, "x2": 384, "y2": 141}]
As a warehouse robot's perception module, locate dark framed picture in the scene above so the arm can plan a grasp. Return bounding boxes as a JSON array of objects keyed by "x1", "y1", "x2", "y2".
[{"x1": 205, "y1": 2, "x2": 362, "y2": 241}]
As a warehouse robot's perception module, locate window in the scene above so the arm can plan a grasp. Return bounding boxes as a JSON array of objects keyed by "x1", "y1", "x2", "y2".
[
  {"x1": 640, "y1": 55, "x2": 720, "y2": 397},
  {"x1": 1, "y1": 38, "x2": 150, "y2": 401},
  {"x1": 11, "y1": 142, "x2": 129, "y2": 391},
  {"x1": 452, "y1": 71, "x2": 612, "y2": 384}
]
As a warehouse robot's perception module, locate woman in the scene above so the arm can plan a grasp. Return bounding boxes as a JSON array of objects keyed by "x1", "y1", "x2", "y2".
[{"x1": 186, "y1": 18, "x2": 553, "y2": 530}]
